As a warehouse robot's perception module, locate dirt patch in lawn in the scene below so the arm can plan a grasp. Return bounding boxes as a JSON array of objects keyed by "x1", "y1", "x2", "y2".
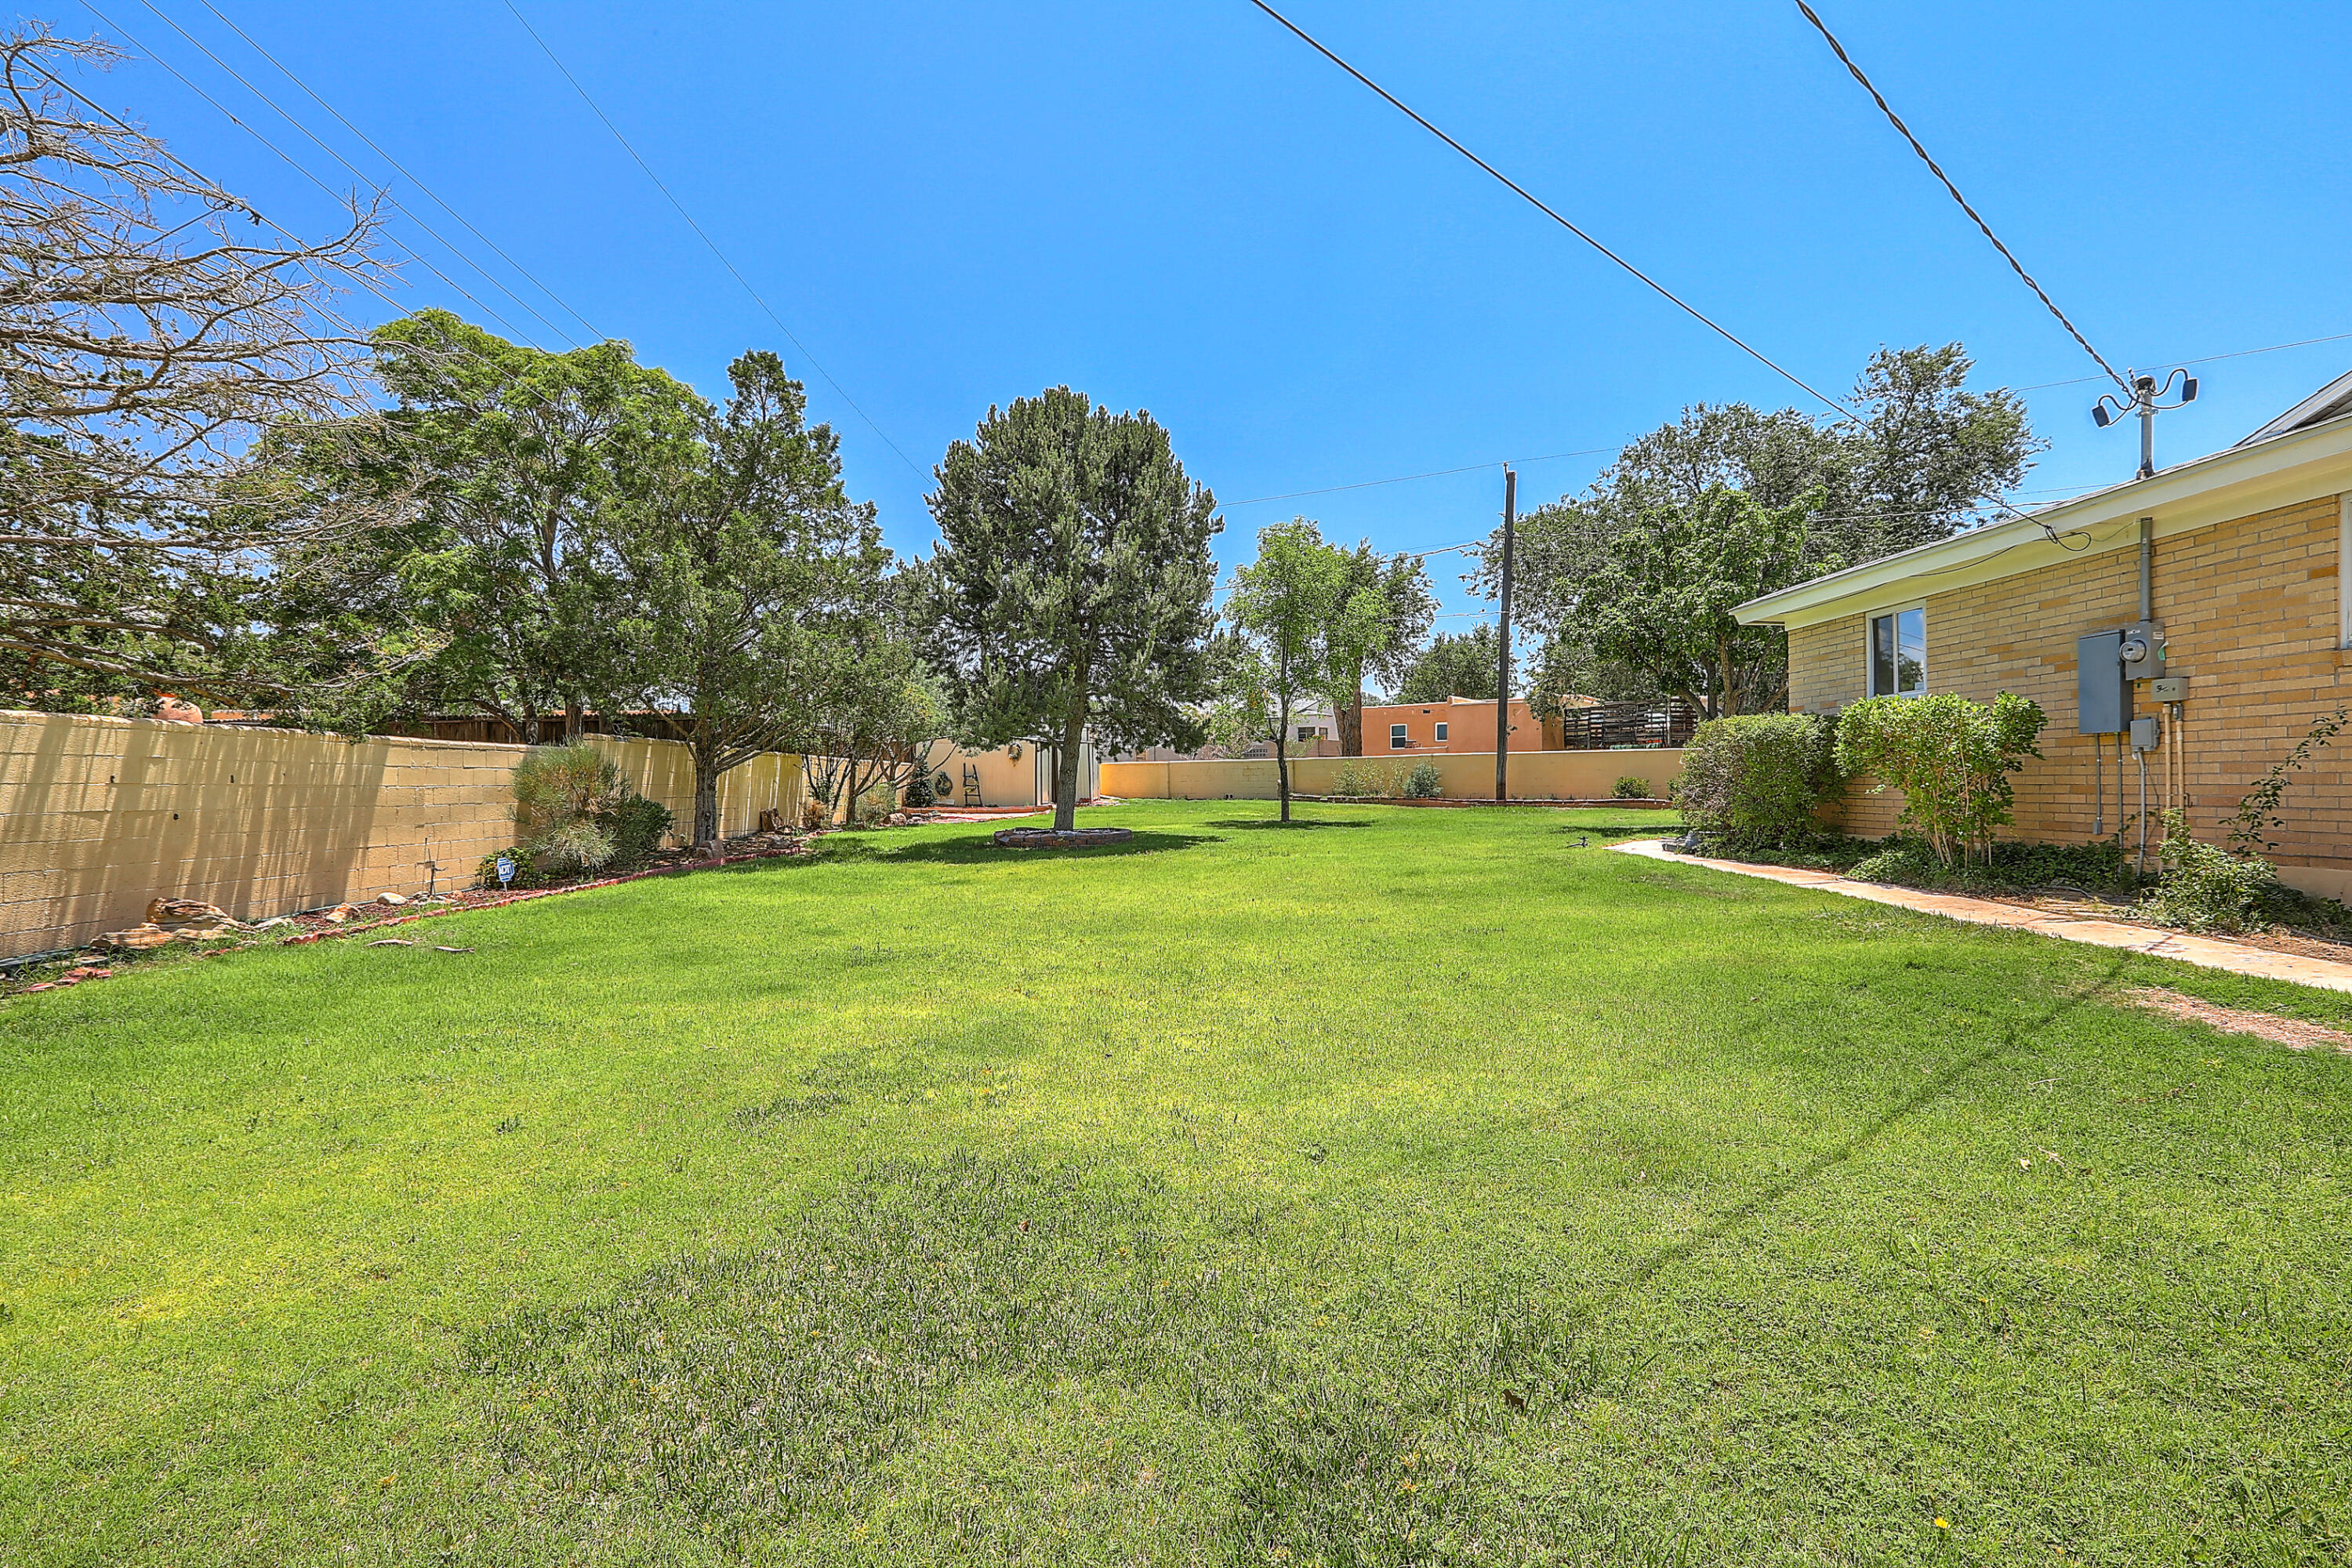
[{"x1": 2125, "y1": 986, "x2": 2352, "y2": 1054}]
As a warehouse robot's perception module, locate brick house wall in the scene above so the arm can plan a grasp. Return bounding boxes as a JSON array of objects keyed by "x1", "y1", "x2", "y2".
[{"x1": 1784, "y1": 492, "x2": 2352, "y2": 894}]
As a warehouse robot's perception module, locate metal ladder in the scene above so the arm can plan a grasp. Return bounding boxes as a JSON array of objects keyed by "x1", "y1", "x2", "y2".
[{"x1": 961, "y1": 763, "x2": 982, "y2": 808}]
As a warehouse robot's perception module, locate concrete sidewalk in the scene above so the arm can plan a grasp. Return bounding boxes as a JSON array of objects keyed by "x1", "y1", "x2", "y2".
[{"x1": 1611, "y1": 837, "x2": 2352, "y2": 995}]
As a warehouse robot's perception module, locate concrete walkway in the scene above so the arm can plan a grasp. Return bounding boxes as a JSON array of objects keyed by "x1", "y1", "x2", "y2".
[{"x1": 1611, "y1": 837, "x2": 2352, "y2": 995}]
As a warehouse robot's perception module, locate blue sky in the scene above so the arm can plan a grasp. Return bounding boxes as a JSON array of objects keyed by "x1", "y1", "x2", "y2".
[{"x1": 66, "y1": 0, "x2": 2352, "y2": 634}]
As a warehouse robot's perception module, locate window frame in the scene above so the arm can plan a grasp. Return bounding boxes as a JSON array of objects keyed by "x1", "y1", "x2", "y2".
[
  {"x1": 2339, "y1": 492, "x2": 2350, "y2": 648},
  {"x1": 1388, "y1": 724, "x2": 1408, "y2": 750},
  {"x1": 1865, "y1": 603, "x2": 1929, "y2": 698},
  {"x1": 1433, "y1": 720, "x2": 1448, "y2": 742}
]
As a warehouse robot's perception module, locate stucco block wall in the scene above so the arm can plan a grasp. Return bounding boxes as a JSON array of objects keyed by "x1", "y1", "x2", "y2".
[
  {"x1": 1785, "y1": 492, "x2": 2351, "y2": 891},
  {"x1": 0, "y1": 713, "x2": 801, "y2": 959},
  {"x1": 1101, "y1": 749, "x2": 1682, "y2": 802}
]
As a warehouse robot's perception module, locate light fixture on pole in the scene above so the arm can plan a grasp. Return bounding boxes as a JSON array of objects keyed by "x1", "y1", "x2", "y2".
[{"x1": 2092, "y1": 369, "x2": 2198, "y2": 480}]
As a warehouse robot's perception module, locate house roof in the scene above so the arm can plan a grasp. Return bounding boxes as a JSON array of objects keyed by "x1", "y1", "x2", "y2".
[
  {"x1": 1734, "y1": 369, "x2": 2352, "y2": 630},
  {"x1": 2238, "y1": 367, "x2": 2352, "y2": 447}
]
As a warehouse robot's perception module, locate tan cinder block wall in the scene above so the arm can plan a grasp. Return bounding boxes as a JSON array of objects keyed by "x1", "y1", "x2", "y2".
[
  {"x1": 0, "y1": 713, "x2": 802, "y2": 959},
  {"x1": 1785, "y1": 492, "x2": 2352, "y2": 895},
  {"x1": 1099, "y1": 750, "x2": 1683, "y2": 802}
]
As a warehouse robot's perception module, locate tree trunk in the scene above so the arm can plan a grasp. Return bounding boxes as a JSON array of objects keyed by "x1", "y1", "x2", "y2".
[
  {"x1": 564, "y1": 699, "x2": 584, "y2": 742},
  {"x1": 1717, "y1": 633, "x2": 1740, "y2": 717},
  {"x1": 1339, "y1": 690, "x2": 1364, "y2": 757},
  {"x1": 692, "y1": 742, "x2": 721, "y2": 850},
  {"x1": 1054, "y1": 690, "x2": 1085, "y2": 832}
]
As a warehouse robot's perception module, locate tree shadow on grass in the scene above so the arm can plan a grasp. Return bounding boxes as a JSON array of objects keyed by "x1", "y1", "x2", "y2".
[
  {"x1": 719, "y1": 829, "x2": 1223, "y2": 872},
  {"x1": 1203, "y1": 817, "x2": 1374, "y2": 831}
]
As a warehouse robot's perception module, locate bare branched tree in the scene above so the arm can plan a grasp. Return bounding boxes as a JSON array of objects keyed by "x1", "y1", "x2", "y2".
[{"x1": 0, "y1": 23, "x2": 394, "y2": 703}]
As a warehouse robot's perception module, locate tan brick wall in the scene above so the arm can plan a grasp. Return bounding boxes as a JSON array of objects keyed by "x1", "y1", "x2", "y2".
[
  {"x1": 0, "y1": 713, "x2": 803, "y2": 958},
  {"x1": 1784, "y1": 493, "x2": 2352, "y2": 892}
]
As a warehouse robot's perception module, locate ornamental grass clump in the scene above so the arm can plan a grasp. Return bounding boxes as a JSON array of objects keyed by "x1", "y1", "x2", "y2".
[
  {"x1": 1833, "y1": 691, "x2": 2045, "y2": 867},
  {"x1": 509, "y1": 743, "x2": 673, "y2": 878},
  {"x1": 1671, "y1": 713, "x2": 1841, "y2": 848}
]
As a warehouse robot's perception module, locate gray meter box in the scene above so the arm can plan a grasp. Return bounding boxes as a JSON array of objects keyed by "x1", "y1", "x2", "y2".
[{"x1": 2077, "y1": 630, "x2": 2130, "y2": 735}]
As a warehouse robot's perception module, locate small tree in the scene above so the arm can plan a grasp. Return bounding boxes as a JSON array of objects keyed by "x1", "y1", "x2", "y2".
[
  {"x1": 919, "y1": 388, "x2": 1219, "y2": 832},
  {"x1": 609, "y1": 352, "x2": 887, "y2": 847},
  {"x1": 1228, "y1": 519, "x2": 1351, "y2": 822},
  {"x1": 1323, "y1": 545, "x2": 1434, "y2": 754},
  {"x1": 1834, "y1": 691, "x2": 2046, "y2": 866}
]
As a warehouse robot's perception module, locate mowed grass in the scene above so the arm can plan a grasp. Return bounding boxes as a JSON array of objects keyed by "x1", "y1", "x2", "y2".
[{"x1": 4, "y1": 800, "x2": 2350, "y2": 1566}]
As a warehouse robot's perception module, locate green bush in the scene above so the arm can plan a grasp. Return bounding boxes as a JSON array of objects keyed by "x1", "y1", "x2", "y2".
[
  {"x1": 1327, "y1": 759, "x2": 1400, "y2": 797},
  {"x1": 901, "y1": 769, "x2": 935, "y2": 809},
  {"x1": 1671, "y1": 713, "x2": 1841, "y2": 847},
  {"x1": 596, "y1": 795, "x2": 673, "y2": 870},
  {"x1": 1834, "y1": 692, "x2": 2045, "y2": 866},
  {"x1": 2142, "y1": 812, "x2": 2280, "y2": 934},
  {"x1": 1611, "y1": 775, "x2": 1650, "y2": 800},
  {"x1": 510, "y1": 742, "x2": 667, "y2": 877},
  {"x1": 1402, "y1": 761, "x2": 1444, "y2": 799}
]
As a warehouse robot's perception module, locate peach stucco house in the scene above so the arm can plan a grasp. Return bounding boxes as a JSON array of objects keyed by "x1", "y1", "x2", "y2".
[
  {"x1": 1360, "y1": 695, "x2": 1541, "y2": 754},
  {"x1": 1735, "y1": 370, "x2": 2352, "y2": 898}
]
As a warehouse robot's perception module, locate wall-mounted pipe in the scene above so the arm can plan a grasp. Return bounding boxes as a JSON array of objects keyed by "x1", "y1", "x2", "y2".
[{"x1": 2139, "y1": 516, "x2": 2155, "y2": 622}]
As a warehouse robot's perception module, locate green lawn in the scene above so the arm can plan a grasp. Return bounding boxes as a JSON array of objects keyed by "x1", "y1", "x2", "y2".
[{"x1": 5, "y1": 800, "x2": 2350, "y2": 1566}]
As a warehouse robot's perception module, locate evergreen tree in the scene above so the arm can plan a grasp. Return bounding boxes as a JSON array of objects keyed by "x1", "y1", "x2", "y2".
[{"x1": 919, "y1": 387, "x2": 1219, "y2": 831}]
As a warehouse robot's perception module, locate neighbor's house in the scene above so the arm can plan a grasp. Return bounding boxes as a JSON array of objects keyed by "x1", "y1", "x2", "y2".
[
  {"x1": 1361, "y1": 695, "x2": 1541, "y2": 754},
  {"x1": 1735, "y1": 371, "x2": 2352, "y2": 898}
]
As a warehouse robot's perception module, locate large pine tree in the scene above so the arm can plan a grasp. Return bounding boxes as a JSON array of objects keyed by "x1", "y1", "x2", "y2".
[{"x1": 920, "y1": 388, "x2": 1219, "y2": 830}]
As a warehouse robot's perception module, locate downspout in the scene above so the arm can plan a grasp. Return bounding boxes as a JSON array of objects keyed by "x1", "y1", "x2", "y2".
[{"x1": 2139, "y1": 517, "x2": 2154, "y2": 622}]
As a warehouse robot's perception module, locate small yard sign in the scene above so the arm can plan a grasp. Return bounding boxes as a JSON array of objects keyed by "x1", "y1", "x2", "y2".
[{"x1": 495, "y1": 855, "x2": 515, "y2": 887}]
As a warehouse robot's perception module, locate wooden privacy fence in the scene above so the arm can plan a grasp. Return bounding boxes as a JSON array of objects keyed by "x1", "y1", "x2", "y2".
[
  {"x1": 1099, "y1": 749, "x2": 1684, "y2": 803},
  {"x1": 0, "y1": 711, "x2": 801, "y2": 960}
]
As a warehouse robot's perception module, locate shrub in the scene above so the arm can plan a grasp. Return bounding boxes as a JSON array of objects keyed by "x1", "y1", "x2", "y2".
[
  {"x1": 2143, "y1": 811, "x2": 2280, "y2": 933},
  {"x1": 901, "y1": 769, "x2": 935, "y2": 808},
  {"x1": 1327, "y1": 759, "x2": 1401, "y2": 797},
  {"x1": 1834, "y1": 692, "x2": 2045, "y2": 866},
  {"x1": 1402, "y1": 761, "x2": 1444, "y2": 799},
  {"x1": 596, "y1": 795, "x2": 673, "y2": 870},
  {"x1": 511, "y1": 742, "x2": 667, "y2": 876},
  {"x1": 1672, "y1": 713, "x2": 1841, "y2": 847},
  {"x1": 1611, "y1": 775, "x2": 1650, "y2": 800}
]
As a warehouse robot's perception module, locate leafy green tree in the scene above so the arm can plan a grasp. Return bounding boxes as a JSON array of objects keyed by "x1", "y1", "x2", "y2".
[
  {"x1": 1486, "y1": 343, "x2": 2037, "y2": 702},
  {"x1": 1323, "y1": 545, "x2": 1435, "y2": 755},
  {"x1": 1228, "y1": 519, "x2": 1353, "y2": 822},
  {"x1": 1835, "y1": 691, "x2": 2047, "y2": 866},
  {"x1": 919, "y1": 387, "x2": 1220, "y2": 832},
  {"x1": 1200, "y1": 630, "x2": 1275, "y2": 760},
  {"x1": 1578, "y1": 486, "x2": 1813, "y2": 718},
  {"x1": 608, "y1": 350, "x2": 887, "y2": 845},
  {"x1": 1394, "y1": 624, "x2": 1501, "y2": 705},
  {"x1": 275, "y1": 310, "x2": 700, "y2": 739}
]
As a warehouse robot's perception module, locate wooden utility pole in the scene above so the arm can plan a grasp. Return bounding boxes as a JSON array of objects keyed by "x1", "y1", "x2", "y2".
[{"x1": 1494, "y1": 466, "x2": 1516, "y2": 803}]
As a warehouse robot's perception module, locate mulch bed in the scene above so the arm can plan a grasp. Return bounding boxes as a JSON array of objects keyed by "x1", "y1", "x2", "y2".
[{"x1": 992, "y1": 826, "x2": 1134, "y2": 848}]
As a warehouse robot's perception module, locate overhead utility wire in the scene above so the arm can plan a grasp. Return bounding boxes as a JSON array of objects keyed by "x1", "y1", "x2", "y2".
[
  {"x1": 1792, "y1": 0, "x2": 2129, "y2": 394},
  {"x1": 186, "y1": 0, "x2": 603, "y2": 343},
  {"x1": 46, "y1": 14, "x2": 433, "y2": 335},
  {"x1": 497, "y1": 0, "x2": 924, "y2": 477},
  {"x1": 77, "y1": 0, "x2": 543, "y2": 345},
  {"x1": 124, "y1": 0, "x2": 570, "y2": 348},
  {"x1": 1245, "y1": 0, "x2": 1849, "y2": 417},
  {"x1": 2016, "y1": 328, "x2": 2352, "y2": 393}
]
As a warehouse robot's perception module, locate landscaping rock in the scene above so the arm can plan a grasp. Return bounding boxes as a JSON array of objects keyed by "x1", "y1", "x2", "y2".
[
  {"x1": 376, "y1": 892, "x2": 410, "y2": 906},
  {"x1": 94, "y1": 924, "x2": 173, "y2": 952},
  {"x1": 147, "y1": 896, "x2": 233, "y2": 926},
  {"x1": 320, "y1": 904, "x2": 358, "y2": 924},
  {"x1": 61, "y1": 966, "x2": 111, "y2": 982}
]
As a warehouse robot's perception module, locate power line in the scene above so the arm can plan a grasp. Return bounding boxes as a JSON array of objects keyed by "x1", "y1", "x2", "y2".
[
  {"x1": 77, "y1": 0, "x2": 544, "y2": 345},
  {"x1": 1792, "y1": 0, "x2": 2129, "y2": 395},
  {"x1": 1225, "y1": 445, "x2": 1618, "y2": 507},
  {"x1": 497, "y1": 0, "x2": 925, "y2": 477},
  {"x1": 1245, "y1": 0, "x2": 1851, "y2": 416},
  {"x1": 2016, "y1": 328, "x2": 2352, "y2": 393},
  {"x1": 123, "y1": 0, "x2": 568, "y2": 349},
  {"x1": 185, "y1": 0, "x2": 604, "y2": 344}
]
